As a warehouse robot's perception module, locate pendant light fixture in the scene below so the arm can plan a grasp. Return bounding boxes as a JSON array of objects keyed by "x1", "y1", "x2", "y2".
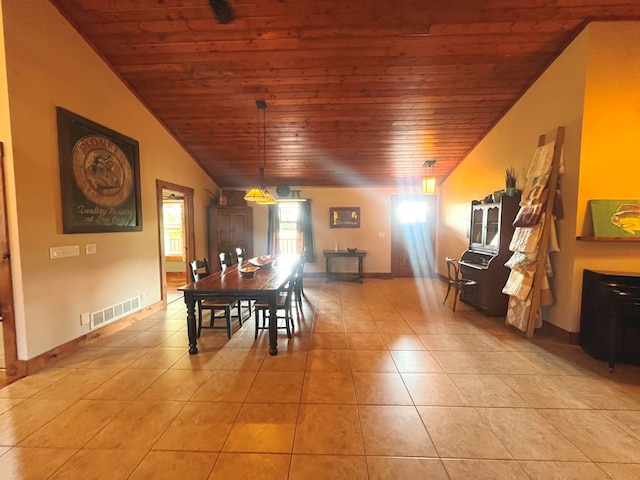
[
  {"x1": 422, "y1": 160, "x2": 437, "y2": 194},
  {"x1": 257, "y1": 188, "x2": 276, "y2": 205},
  {"x1": 244, "y1": 100, "x2": 276, "y2": 204}
]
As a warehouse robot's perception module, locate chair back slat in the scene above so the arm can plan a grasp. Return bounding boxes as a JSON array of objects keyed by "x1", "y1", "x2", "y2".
[
  {"x1": 190, "y1": 258, "x2": 210, "y2": 282},
  {"x1": 445, "y1": 256, "x2": 460, "y2": 283},
  {"x1": 219, "y1": 252, "x2": 235, "y2": 271},
  {"x1": 443, "y1": 256, "x2": 476, "y2": 312},
  {"x1": 235, "y1": 247, "x2": 246, "y2": 264}
]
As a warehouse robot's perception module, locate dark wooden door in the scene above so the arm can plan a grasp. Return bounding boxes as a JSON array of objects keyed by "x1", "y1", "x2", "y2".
[{"x1": 390, "y1": 195, "x2": 436, "y2": 277}]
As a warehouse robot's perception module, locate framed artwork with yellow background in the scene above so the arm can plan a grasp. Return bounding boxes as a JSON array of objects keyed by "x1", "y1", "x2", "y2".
[{"x1": 330, "y1": 207, "x2": 360, "y2": 228}]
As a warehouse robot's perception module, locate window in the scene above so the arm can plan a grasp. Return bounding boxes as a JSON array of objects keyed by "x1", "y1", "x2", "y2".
[
  {"x1": 163, "y1": 201, "x2": 185, "y2": 260},
  {"x1": 278, "y1": 202, "x2": 301, "y2": 254},
  {"x1": 397, "y1": 199, "x2": 428, "y2": 224}
]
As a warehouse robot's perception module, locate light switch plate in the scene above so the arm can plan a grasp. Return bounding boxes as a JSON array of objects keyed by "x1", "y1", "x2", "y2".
[
  {"x1": 50, "y1": 245, "x2": 80, "y2": 259},
  {"x1": 86, "y1": 243, "x2": 97, "y2": 255}
]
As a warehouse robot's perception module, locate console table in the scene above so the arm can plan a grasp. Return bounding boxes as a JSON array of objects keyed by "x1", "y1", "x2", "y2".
[{"x1": 323, "y1": 250, "x2": 366, "y2": 283}]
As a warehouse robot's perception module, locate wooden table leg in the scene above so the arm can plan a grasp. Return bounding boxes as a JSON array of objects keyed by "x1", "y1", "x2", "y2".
[
  {"x1": 325, "y1": 256, "x2": 331, "y2": 282},
  {"x1": 184, "y1": 293, "x2": 198, "y2": 355}
]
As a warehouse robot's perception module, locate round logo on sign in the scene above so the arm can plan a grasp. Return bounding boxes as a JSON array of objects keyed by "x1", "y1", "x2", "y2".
[{"x1": 72, "y1": 135, "x2": 133, "y2": 207}]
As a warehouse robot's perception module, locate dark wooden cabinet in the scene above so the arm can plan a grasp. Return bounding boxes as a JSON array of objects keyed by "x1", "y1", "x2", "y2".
[
  {"x1": 580, "y1": 269, "x2": 640, "y2": 364},
  {"x1": 207, "y1": 206, "x2": 253, "y2": 271},
  {"x1": 459, "y1": 194, "x2": 520, "y2": 316}
]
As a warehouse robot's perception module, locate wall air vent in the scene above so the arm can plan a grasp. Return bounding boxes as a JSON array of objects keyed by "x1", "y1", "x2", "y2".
[{"x1": 90, "y1": 296, "x2": 141, "y2": 329}]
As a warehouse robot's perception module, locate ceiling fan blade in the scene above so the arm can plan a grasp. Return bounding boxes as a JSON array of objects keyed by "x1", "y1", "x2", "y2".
[{"x1": 209, "y1": 0, "x2": 236, "y2": 24}]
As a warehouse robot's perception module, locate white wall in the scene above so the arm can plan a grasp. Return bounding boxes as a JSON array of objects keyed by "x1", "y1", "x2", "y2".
[{"x1": 253, "y1": 186, "x2": 426, "y2": 274}]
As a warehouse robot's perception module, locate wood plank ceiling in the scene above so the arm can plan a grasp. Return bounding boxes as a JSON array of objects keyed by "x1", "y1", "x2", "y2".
[{"x1": 49, "y1": 0, "x2": 640, "y2": 190}]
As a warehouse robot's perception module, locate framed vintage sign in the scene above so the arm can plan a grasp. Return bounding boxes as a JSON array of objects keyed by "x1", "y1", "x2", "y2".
[
  {"x1": 57, "y1": 107, "x2": 142, "y2": 233},
  {"x1": 330, "y1": 207, "x2": 360, "y2": 228}
]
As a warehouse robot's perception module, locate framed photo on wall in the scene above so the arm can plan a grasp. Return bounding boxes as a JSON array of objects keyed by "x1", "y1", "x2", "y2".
[
  {"x1": 330, "y1": 207, "x2": 360, "y2": 228},
  {"x1": 56, "y1": 107, "x2": 142, "y2": 233}
]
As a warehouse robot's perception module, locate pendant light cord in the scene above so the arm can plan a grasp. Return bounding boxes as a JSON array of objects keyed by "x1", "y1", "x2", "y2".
[
  {"x1": 262, "y1": 106, "x2": 267, "y2": 170},
  {"x1": 258, "y1": 102, "x2": 267, "y2": 187}
]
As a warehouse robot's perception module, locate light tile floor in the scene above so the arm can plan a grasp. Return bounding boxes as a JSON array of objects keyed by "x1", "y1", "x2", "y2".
[{"x1": 1, "y1": 277, "x2": 640, "y2": 479}]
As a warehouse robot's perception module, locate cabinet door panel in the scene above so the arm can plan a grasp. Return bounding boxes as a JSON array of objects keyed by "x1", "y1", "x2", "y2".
[
  {"x1": 208, "y1": 206, "x2": 253, "y2": 271},
  {"x1": 485, "y1": 206, "x2": 500, "y2": 251},
  {"x1": 216, "y1": 212, "x2": 233, "y2": 245},
  {"x1": 470, "y1": 208, "x2": 484, "y2": 248},
  {"x1": 230, "y1": 213, "x2": 246, "y2": 244}
]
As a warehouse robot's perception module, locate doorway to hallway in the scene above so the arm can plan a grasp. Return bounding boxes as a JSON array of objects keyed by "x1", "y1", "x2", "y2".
[{"x1": 156, "y1": 180, "x2": 195, "y2": 307}]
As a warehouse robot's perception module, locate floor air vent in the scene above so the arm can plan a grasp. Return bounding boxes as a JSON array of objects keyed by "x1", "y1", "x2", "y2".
[{"x1": 90, "y1": 296, "x2": 141, "y2": 329}]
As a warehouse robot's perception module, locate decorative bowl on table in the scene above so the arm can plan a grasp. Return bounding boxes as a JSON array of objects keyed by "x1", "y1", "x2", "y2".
[
  {"x1": 346, "y1": 247, "x2": 358, "y2": 253},
  {"x1": 249, "y1": 255, "x2": 278, "y2": 269},
  {"x1": 239, "y1": 265, "x2": 259, "y2": 278}
]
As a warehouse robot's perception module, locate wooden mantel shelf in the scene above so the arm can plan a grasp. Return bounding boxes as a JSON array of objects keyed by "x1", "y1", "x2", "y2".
[{"x1": 577, "y1": 236, "x2": 640, "y2": 242}]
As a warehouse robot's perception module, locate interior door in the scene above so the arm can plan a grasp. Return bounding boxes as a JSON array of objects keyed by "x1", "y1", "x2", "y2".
[
  {"x1": 156, "y1": 180, "x2": 195, "y2": 306},
  {"x1": 390, "y1": 194, "x2": 436, "y2": 277}
]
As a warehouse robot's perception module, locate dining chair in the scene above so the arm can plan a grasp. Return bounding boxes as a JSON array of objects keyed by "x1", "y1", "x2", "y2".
[
  {"x1": 221, "y1": 248, "x2": 254, "y2": 315},
  {"x1": 189, "y1": 258, "x2": 242, "y2": 339},
  {"x1": 443, "y1": 256, "x2": 477, "y2": 312},
  {"x1": 221, "y1": 249, "x2": 254, "y2": 317},
  {"x1": 292, "y1": 253, "x2": 306, "y2": 310},
  {"x1": 219, "y1": 251, "x2": 235, "y2": 271},
  {"x1": 235, "y1": 246, "x2": 247, "y2": 265},
  {"x1": 254, "y1": 273, "x2": 297, "y2": 339}
]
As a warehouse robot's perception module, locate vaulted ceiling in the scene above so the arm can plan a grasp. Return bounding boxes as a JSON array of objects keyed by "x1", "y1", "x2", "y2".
[{"x1": 49, "y1": 0, "x2": 640, "y2": 191}]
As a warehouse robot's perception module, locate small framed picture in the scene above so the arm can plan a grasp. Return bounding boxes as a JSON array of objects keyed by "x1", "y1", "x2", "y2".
[{"x1": 330, "y1": 207, "x2": 360, "y2": 228}]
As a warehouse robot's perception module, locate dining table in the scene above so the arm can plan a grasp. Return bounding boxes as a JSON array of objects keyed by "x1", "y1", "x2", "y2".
[{"x1": 178, "y1": 254, "x2": 299, "y2": 356}]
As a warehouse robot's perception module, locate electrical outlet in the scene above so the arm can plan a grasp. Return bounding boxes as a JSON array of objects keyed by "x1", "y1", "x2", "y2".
[
  {"x1": 141, "y1": 292, "x2": 146, "y2": 301},
  {"x1": 378, "y1": 232, "x2": 386, "y2": 238},
  {"x1": 80, "y1": 312, "x2": 91, "y2": 326},
  {"x1": 86, "y1": 243, "x2": 97, "y2": 255}
]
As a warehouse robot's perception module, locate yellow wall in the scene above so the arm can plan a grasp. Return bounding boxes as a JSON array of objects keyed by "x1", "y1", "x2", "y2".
[
  {"x1": 571, "y1": 22, "x2": 640, "y2": 326},
  {"x1": 439, "y1": 22, "x2": 640, "y2": 333},
  {"x1": 438, "y1": 26, "x2": 588, "y2": 332},
  {"x1": 2, "y1": 0, "x2": 218, "y2": 358},
  {"x1": 578, "y1": 23, "x2": 640, "y2": 228}
]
